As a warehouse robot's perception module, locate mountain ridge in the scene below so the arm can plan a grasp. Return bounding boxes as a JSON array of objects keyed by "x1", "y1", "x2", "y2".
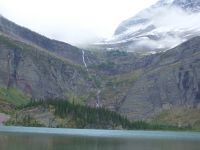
[
  {"x1": 0, "y1": 16, "x2": 98, "y2": 66},
  {"x1": 95, "y1": 0, "x2": 200, "y2": 54},
  {"x1": 0, "y1": 16, "x2": 200, "y2": 129}
]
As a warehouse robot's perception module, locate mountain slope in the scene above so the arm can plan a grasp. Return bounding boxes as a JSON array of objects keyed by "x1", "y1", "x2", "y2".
[
  {"x1": 0, "y1": 16, "x2": 98, "y2": 65},
  {"x1": 95, "y1": 0, "x2": 200, "y2": 54},
  {"x1": 0, "y1": 34, "x2": 95, "y2": 102},
  {"x1": 119, "y1": 36, "x2": 200, "y2": 120},
  {"x1": 0, "y1": 15, "x2": 200, "y2": 129},
  {"x1": 2, "y1": 31, "x2": 199, "y2": 121}
]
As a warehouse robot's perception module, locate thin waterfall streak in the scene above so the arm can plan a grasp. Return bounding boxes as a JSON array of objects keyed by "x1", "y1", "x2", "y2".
[
  {"x1": 82, "y1": 49, "x2": 101, "y2": 107},
  {"x1": 96, "y1": 89, "x2": 101, "y2": 108},
  {"x1": 82, "y1": 50, "x2": 88, "y2": 72}
]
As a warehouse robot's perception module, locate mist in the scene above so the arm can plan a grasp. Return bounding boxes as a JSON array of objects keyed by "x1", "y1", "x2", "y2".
[
  {"x1": 0, "y1": 0, "x2": 158, "y2": 45},
  {"x1": 125, "y1": 4, "x2": 200, "y2": 52}
]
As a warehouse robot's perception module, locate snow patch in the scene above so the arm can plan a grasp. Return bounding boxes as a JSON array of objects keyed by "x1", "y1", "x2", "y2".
[{"x1": 98, "y1": 0, "x2": 200, "y2": 54}]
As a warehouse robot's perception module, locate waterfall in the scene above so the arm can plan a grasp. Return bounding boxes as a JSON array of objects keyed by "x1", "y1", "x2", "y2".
[
  {"x1": 82, "y1": 49, "x2": 101, "y2": 108},
  {"x1": 82, "y1": 50, "x2": 88, "y2": 72},
  {"x1": 96, "y1": 89, "x2": 101, "y2": 108}
]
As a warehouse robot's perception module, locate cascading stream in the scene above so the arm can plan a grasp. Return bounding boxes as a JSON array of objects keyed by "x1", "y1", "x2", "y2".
[
  {"x1": 82, "y1": 50, "x2": 88, "y2": 72},
  {"x1": 82, "y1": 49, "x2": 101, "y2": 108},
  {"x1": 96, "y1": 89, "x2": 101, "y2": 108}
]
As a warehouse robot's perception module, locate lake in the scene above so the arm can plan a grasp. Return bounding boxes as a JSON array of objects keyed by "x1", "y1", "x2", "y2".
[{"x1": 0, "y1": 126, "x2": 200, "y2": 150}]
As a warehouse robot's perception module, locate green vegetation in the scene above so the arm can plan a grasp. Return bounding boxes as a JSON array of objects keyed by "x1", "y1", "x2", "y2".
[
  {"x1": 0, "y1": 35, "x2": 19, "y2": 49},
  {"x1": 109, "y1": 69, "x2": 143, "y2": 86},
  {"x1": 64, "y1": 91, "x2": 87, "y2": 105},
  {"x1": 0, "y1": 88, "x2": 30, "y2": 106},
  {"x1": 151, "y1": 107, "x2": 200, "y2": 131},
  {"x1": 11, "y1": 99, "x2": 190, "y2": 131},
  {"x1": 19, "y1": 99, "x2": 131, "y2": 129},
  {"x1": 0, "y1": 34, "x2": 84, "y2": 71},
  {"x1": 5, "y1": 114, "x2": 44, "y2": 127}
]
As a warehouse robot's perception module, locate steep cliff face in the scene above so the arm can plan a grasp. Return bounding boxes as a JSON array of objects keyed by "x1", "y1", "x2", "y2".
[
  {"x1": 0, "y1": 34, "x2": 94, "y2": 101},
  {"x1": 1, "y1": 15, "x2": 200, "y2": 123},
  {"x1": 0, "y1": 16, "x2": 98, "y2": 66},
  {"x1": 119, "y1": 37, "x2": 200, "y2": 120}
]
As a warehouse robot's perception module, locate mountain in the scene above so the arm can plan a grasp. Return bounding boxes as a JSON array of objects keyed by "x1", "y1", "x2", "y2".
[
  {"x1": 0, "y1": 16, "x2": 97, "y2": 66},
  {"x1": 94, "y1": 0, "x2": 200, "y2": 54},
  {"x1": 92, "y1": 36, "x2": 200, "y2": 122},
  {"x1": 119, "y1": 36, "x2": 200, "y2": 120},
  {"x1": 0, "y1": 33, "x2": 96, "y2": 100},
  {"x1": 172, "y1": 0, "x2": 200, "y2": 12},
  {"x1": 1, "y1": 16, "x2": 200, "y2": 129},
  {"x1": 0, "y1": 16, "x2": 100, "y2": 102}
]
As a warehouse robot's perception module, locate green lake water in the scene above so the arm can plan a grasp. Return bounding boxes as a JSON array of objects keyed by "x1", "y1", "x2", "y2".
[{"x1": 0, "y1": 126, "x2": 200, "y2": 150}]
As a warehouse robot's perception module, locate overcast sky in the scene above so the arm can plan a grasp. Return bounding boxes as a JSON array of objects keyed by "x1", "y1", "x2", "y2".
[{"x1": 0, "y1": 0, "x2": 158, "y2": 45}]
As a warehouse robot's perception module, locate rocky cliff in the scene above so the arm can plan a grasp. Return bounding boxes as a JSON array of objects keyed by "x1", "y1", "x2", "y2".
[
  {"x1": 0, "y1": 34, "x2": 95, "y2": 101},
  {"x1": 0, "y1": 16, "x2": 97, "y2": 66},
  {"x1": 119, "y1": 36, "x2": 200, "y2": 120},
  {"x1": 0, "y1": 16, "x2": 200, "y2": 123}
]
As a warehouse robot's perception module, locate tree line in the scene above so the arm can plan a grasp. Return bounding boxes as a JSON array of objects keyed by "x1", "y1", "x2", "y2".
[{"x1": 18, "y1": 99, "x2": 190, "y2": 130}]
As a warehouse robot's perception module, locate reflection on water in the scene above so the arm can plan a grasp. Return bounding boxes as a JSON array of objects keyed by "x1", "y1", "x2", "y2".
[{"x1": 0, "y1": 127, "x2": 200, "y2": 150}]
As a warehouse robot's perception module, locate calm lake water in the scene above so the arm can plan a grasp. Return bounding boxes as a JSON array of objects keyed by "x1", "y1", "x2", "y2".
[{"x1": 0, "y1": 126, "x2": 200, "y2": 150}]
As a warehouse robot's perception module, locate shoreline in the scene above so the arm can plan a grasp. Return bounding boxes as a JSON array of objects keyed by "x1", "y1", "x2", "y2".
[{"x1": 0, "y1": 126, "x2": 200, "y2": 140}]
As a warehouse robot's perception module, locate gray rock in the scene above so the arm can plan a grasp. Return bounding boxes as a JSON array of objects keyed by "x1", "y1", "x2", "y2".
[
  {"x1": 119, "y1": 37, "x2": 200, "y2": 120},
  {"x1": 0, "y1": 35, "x2": 93, "y2": 100}
]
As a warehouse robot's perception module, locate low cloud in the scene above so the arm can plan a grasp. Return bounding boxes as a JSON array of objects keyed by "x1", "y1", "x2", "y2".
[{"x1": 126, "y1": 5, "x2": 200, "y2": 52}]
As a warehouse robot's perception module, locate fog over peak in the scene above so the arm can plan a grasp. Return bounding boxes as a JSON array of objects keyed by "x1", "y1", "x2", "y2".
[
  {"x1": 100, "y1": 0, "x2": 200, "y2": 53},
  {"x1": 0, "y1": 0, "x2": 158, "y2": 45}
]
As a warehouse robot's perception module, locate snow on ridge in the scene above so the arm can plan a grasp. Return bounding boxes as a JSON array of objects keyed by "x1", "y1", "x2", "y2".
[{"x1": 93, "y1": 0, "x2": 200, "y2": 55}]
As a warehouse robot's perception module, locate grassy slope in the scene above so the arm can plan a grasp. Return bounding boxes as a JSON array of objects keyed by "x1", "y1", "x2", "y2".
[
  {"x1": 0, "y1": 34, "x2": 83, "y2": 70},
  {"x1": 151, "y1": 107, "x2": 200, "y2": 131},
  {"x1": 0, "y1": 88, "x2": 30, "y2": 107}
]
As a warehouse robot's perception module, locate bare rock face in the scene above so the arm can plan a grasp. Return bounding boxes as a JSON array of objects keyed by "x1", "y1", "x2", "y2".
[
  {"x1": 0, "y1": 35, "x2": 93, "y2": 100},
  {"x1": 0, "y1": 16, "x2": 98, "y2": 66},
  {"x1": 119, "y1": 37, "x2": 200, "y2": 120},
  {"x1": 0, "y1": 16, "x2": 100, "y2": 103},
  {"x1": 1, "y1": 15, "x2": 200, "y2": 122}
]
